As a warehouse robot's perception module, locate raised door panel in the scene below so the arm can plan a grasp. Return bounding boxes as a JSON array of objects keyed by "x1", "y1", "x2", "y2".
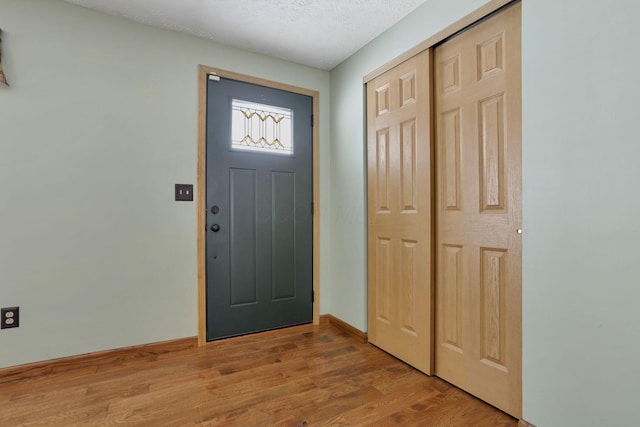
[
  {"x1": 440, "y1": 108, "x2": 462, "y2": 211},
  {"x1": 375, "y1": 128, "x2": 391, "y2": 213},
  {"x1": 440, "y1": 244, "x2": 463, "y2": 352},
  {"x1": 271, "y1": 172, "x2": 296, "y2": 301},
  {"x1": 479, "y1": 247, "x2": 507, "y2": 370},
  {"x1": 477, "y1": 32, "x2": 505, "y2": 80},
  {"x1": 400, "y1": 119, "x2": 418, "y2": 213},
  {"x1": 479, "y1": 94, "x2": 506, "y2": 212},
  {"x1": 229, "y1": 168, "x2": 257, "y2": 306},
  {"x1": 375, "y1": 237, "x2": 392, "y2": 324},
  {"x1": 399, "y1": 239, "x2": 418, "y2": 336}
]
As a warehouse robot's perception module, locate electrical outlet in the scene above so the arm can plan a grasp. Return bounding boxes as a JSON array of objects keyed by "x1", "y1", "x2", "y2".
[
  {"x1": 1, "y1": 307, "x2": 19, "y2": 329},
  {"x1": 175, "y1": 184, "x2": 194, "y2": 201}
]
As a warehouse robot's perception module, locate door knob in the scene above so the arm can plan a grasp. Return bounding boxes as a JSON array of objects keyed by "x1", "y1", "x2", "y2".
[{"x1": 210, "y1": 224, "x2": 221, "y2": 232}]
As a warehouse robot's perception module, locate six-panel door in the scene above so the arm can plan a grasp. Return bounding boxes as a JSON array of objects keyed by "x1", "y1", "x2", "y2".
[
  {"x1": 367, "y1": 49, "x2": 434, "y2": 374},
  {"x1": 434, "y1": 3, "x2": 522, "y2": 417}
]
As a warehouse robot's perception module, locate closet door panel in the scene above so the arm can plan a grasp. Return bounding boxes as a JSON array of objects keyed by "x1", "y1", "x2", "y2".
[
  {"x1": 367, "y1": 49, "x2": 433, "y2": 374},
  {"x1": 434, "y1": 2, "x2": 522, "y2": 417}
]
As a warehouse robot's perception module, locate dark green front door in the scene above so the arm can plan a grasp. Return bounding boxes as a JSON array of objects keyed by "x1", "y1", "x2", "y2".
[{"x1": 206, "y1": 76, "x2": 313, "y2": 340}]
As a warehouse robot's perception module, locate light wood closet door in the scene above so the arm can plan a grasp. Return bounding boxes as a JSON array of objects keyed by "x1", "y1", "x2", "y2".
[
  {"x1": 367, "y1": 50, "x2": 433, "y2": 374},
  {"x1": 434, "y1": 3, "x2": 522, "y2": 417}
]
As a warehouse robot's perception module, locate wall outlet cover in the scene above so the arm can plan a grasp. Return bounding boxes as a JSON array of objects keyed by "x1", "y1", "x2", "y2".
[{"x1": 1, "y1": 306, "x2": 19, "y2": 329}]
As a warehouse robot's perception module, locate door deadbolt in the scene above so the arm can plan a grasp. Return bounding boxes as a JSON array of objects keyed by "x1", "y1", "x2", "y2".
[{"x1": 211, "y1": 205, "x2": 220, "y2": 214}]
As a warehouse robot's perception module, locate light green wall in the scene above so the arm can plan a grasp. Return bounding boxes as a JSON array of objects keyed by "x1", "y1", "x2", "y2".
[
  {"x1": 522, "y1": 1, "x2": 640, "y2": 425},
  {"x1": 0, "y1": 0, "x2": 331, "y2": 368},
  {"x1": 3, "y1": 0, "x2": 640, "y2": 424},
  {"x1": 329, "y1": 0, "x2": 640, "y2": 426}
]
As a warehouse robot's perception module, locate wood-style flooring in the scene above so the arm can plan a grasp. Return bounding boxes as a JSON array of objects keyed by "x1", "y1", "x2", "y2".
[{"x1": 0, "y1": 322, "x2": 517, "y2": 426}]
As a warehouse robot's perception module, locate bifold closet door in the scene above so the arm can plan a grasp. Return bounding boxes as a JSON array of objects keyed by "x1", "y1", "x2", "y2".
[
  {"x1": 367, "y1": 49, "x2": 433, "y2": 374},
  {"x1": 434, "y1": 2, "x2": 522, "y2": 417}
]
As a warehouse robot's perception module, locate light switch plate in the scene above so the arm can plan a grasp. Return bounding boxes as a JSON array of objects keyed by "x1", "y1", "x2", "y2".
[{"x1": 175, "y1": 184, "x2": 193, "y2": 201}]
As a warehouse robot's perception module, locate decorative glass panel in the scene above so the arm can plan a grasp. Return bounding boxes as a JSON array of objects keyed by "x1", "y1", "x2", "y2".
[{"x1": 231, "y1": 99, "x2": 293, "y2": 155}]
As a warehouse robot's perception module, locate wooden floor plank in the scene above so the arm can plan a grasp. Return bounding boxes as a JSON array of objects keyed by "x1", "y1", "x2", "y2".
[{"x1": 0, "y1": 323, "x2": 517, "y2": 426}]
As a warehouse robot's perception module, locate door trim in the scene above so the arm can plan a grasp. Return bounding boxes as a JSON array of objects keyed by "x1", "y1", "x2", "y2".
[
  {"x1": 197, "y1": 65, "x2": 321, "y2": 345},
  {"x1": 363, "y1": 0, "x2": 515, "y2": 83}
]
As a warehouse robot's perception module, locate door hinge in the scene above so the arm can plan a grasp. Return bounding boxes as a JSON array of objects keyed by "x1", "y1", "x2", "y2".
[
  {"x1": 311, "y1": 202, "x2": 314, "y2": 215},
  {"x1": 310, "y1": 114, "x2": 314, "y2": 128},
  {"x1": 312, "y1": 290, "x2": 315, "y2": 303}
]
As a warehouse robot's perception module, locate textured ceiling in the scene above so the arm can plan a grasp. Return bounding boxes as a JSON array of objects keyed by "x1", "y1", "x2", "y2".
[{"x1": 63, "y1": 0, "x2": 428, "y2": 70}]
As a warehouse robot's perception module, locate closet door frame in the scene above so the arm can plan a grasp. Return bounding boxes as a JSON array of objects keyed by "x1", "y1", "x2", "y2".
[
  {"x1": 364, "y1": 0, "x2": 522, "y2": 418},
  {"x1": 364, "y1": 0, "x2": 515, "y2": 83}
]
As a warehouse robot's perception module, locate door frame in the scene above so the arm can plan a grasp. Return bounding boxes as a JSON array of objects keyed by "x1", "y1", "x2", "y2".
[
  {"x1": 196, "y1": 65, "x2": 321, "y2": 345},
  {"x1": 362, "y1": 0, "x2": 528, "y2": 416},
  {"x1": 363, "y1": 0, "x2": 514, "y2": 83},
  {"x1": 363, "y1": 0, "x2": 522, "y2": 419}
]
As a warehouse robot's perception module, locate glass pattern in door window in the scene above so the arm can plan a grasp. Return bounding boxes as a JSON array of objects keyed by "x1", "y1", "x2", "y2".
[{"x1": 231, "y1": 99, "x2": 293, "y2": 155}]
